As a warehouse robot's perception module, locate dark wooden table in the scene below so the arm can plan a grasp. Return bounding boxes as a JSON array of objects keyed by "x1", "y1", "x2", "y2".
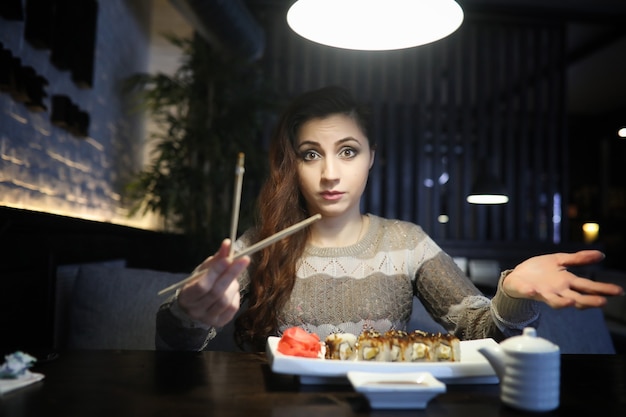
[{"x1": 1, "y1": 351, "x2": 624, "y2": 416}]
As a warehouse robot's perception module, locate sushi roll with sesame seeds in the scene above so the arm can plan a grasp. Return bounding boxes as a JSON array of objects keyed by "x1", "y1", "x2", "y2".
[
  {"x1": 383, "y1": 330, "x2": 410, "y2": 362},
  {"x1": 431, "y1": 332, "x2": 461, "y2": 362},
  {"x1": 406, "y1": 330, "x2": 434, "y2": 362},
  {"x1": 356, "y1": 330, "x2": 388, "y2": 361},
  {"x1": 324, "y1": 332, "x2": 357, "y2": 360}
]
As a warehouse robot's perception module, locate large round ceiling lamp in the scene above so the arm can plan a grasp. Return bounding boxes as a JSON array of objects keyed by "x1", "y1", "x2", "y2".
[{"x1": 286, "y1": 0, "x2": 464, "y2": 51}]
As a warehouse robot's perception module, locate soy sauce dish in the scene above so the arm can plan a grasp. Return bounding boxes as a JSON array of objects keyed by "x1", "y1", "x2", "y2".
[{"x1": 347, "y1": 371, "x2": 446, "y2": 409}]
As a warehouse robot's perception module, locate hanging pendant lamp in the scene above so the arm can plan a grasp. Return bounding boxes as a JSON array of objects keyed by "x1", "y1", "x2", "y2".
[
  {"x1": 286, "y1": 0, "x2": 464, "y2": 51},
  {"x1": 466, "y1": 172, "x2": 509, "y2": 205}
]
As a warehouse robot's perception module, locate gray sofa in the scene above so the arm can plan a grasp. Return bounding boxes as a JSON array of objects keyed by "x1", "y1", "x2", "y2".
[
  {"x1": 55, "y1": 262, "x2": 618, "y2": 353},
  {"x1": 56, "y1": 262, "x2": 185, "y2": 350}
]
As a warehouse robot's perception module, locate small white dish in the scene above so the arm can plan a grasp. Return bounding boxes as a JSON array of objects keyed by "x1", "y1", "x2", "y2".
[{"x1": 347, "y1": 371, "x2": 446, "y2": 409}]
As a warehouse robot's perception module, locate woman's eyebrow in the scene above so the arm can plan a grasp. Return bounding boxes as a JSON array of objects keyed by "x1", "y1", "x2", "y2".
[
  {"x1": 297, "y1": 140, "x2": 319, "y2": 149},
  {"x1": 297, "y1": 136, "x2": 362, "y2": 150},
  {"x1": 337, "y1": 136, "x2": 361, "y2": 145}
]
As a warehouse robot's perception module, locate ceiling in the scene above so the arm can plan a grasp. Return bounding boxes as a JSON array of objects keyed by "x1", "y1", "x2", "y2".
[
  {"x1": 166, "y1": 0, "x2": 626, "y2": 118},
  {"x1": 249, "y1": 0, "x2": 626, "y2": 117},
  {"x1": 456, "y1": 0, "x2": 626, "y2": 117}
]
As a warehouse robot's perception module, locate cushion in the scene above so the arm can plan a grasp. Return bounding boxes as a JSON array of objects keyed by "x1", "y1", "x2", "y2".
[
  {"x1": 410, "y1": 295, "x2": 615, "y2": 354},
  {"x1": 55, "y1": 260, "x2": 126, "y2": 348},
  {"x1": 594, "y1": 269, "x2": 626, "y2": 323},
  {"x1": 408, "y1": 298, "x2": 447, "y2": 334},
  {"x1": 468, "y1": 259, "x2": 501, "y2": 289},
  {"x1": 535, "y1": 303, "x2": 615, "y2": 354},
  {"x1": 68, "y1": 265, "x2": 186, "y2": 350}
]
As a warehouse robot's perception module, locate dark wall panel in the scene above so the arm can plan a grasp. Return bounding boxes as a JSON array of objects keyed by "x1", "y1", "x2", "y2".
[{"x1": 258, "y1": 10, "x2": 566, "y2": 243}]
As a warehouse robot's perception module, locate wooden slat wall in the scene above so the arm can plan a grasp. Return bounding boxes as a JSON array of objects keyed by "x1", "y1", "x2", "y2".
[{"x1": 259, "y1": 12, "x2": 566, "y2": 243}]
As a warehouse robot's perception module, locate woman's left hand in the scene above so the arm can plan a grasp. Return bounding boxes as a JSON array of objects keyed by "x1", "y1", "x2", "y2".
[{"x1": 502, "y1": 250, "x2": 624, "y2": 309}]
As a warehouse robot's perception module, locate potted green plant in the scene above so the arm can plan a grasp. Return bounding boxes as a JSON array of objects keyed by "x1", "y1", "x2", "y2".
[{"x1": 124, "y1": 34, "x2": 275, "y2": 260}]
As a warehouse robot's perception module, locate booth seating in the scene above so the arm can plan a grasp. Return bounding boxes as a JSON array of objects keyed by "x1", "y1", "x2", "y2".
[
  {"x1": 594, "y1": 268, "x2": 626, "y2": 353},
  {"x1": 55, "y1": 262, "x2": 618, "y2": 354}
]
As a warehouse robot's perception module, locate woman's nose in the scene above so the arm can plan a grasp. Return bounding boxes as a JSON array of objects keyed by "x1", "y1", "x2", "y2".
[{"x1": 321, "y1": 158, "x2": 339, "y2": 180}]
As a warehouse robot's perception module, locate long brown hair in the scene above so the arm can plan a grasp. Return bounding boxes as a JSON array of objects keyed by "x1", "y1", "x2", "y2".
[{"x1": 234, "y1": 86, "x2": 373, "y2": 350}]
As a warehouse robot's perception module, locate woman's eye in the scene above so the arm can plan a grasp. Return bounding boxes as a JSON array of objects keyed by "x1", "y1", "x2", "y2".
[
  {"x1": 302, "y1": 150, "x2": 321, "y2": 161},
  {"x1": 339, "y1": 148, "x2": 357, "y2": 158}
]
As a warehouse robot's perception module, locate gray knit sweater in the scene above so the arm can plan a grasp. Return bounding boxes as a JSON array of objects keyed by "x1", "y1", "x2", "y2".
[{"x1": 156, "y1": 214, "x2": 540, "y2": 350}]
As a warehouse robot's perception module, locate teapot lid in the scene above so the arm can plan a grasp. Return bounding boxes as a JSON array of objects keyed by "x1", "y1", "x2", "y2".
[{"x1": 500, "y1": 327, "x2": 559, "y2": 353}]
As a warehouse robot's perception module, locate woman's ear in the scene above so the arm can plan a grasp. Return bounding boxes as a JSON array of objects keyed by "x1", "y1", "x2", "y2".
[{"x1": 369, "y1": 150, "x2": 376, "y2": 169}]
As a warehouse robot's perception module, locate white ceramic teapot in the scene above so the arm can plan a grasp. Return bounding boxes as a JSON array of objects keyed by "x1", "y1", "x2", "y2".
[{"x1": 478, "y1": 327, "x2": 560, "y2": 412}]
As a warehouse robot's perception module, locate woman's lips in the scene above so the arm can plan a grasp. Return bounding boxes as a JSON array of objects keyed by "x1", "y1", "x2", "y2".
[{"x1": 320, "y1": 191, "x2": 344, "y2": 201}]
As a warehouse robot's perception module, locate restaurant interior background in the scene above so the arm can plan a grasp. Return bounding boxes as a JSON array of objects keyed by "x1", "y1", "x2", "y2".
[{"x1": 1, "y1": 0, "x2": 625, "y2": 350}]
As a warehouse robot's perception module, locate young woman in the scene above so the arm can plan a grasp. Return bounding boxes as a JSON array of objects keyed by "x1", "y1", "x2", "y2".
[{"x1": 156, "y1": 86, "x2": 623, "y2": 351}]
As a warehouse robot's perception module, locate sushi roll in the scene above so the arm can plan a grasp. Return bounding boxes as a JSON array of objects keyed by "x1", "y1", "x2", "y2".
[
  {"x1": 383, "y1": 330, "x2": 410, "y2": 362},
  {"x1": 356, "y1": 330, "x2": 388, "y2": 361},
  {"x1": 431, "y1": 332, "x2": 461, "y2": 362},
  {"x1": 324, "y1": 332, "x2": 357, "y2": 360},
  {"x1": 406, "y1": 330, "x2": 433, "y2": 362}
]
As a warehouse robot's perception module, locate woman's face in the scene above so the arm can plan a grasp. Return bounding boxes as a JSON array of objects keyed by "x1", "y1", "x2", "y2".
[{"x1": 295, "y1": 114, "x2": 375, "y2": 219}]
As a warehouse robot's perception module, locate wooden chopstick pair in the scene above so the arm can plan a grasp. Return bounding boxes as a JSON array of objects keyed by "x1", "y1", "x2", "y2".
[
  {"x1": 229, "y1": 153, "x2": 245, "y2": 258},
  {"x1": 157, "y1": 213, "x2": 322, "y2": 296},
  {"x1": 157, "y1": 152, "x2": 322, "y2": 296}
]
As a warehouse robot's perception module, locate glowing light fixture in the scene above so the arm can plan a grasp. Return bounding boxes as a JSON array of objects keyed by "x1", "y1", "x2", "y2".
[
  {"x1": 618, "y1": 127, "x2": 626, "y2": 138},
  {"x1": 466, "y1": 172, "x2": 509, "y2": 205},
  {"x1": 582, "y1": 222, "x2": 599, "y2": 244},
  {"x1": 286, "y1": 0, "x2": 464, "y2": 51}
]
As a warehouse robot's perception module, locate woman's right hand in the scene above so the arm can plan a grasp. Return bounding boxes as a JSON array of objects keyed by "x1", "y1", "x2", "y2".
[{"x1": 176, "y1": 239, "x2": 250, "y2": 327}]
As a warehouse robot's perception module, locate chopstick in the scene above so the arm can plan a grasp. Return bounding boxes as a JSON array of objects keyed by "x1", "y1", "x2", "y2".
[
  {"x1": 157, "y1": 213, "x2": 322, "y2": 296},
  {"x1": 229, "y1": 153, "x2": 245, "y2": 258},
  {"x1": 232, "y1": 213, "x2": 322, "y2": 260}
]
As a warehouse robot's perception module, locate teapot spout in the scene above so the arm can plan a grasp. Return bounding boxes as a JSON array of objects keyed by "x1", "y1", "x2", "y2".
[{"x1": 478, "y1": 345, "x2": 506, "y2": 379}]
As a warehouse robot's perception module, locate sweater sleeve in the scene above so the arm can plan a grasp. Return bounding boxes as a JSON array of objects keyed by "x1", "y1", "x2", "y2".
[
  {"x1": 414, "y1": 248, "x2": 539, "y2": 342},
  {"x1": 489, "y1": 270, "x2": 541, "y2": 337},
  {"x1": 155, "y1": 291, "x2": 216, "y2": 351},
  {"x1": 155, "y1": 231, "x2": 255, "y2": 351}
]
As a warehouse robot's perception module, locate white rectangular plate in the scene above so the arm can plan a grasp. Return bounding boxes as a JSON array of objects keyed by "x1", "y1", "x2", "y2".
[{"x1": 266, "y1": 336, "x2": 499, "y2": 385}]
